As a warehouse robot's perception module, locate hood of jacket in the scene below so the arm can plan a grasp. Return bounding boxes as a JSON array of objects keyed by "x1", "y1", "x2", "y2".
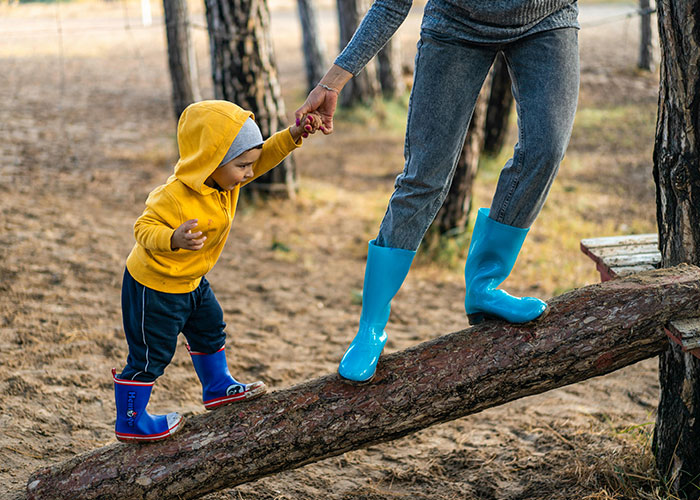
[{"x1": 174, "y1": 100, "x2": 254, "y2": 194}]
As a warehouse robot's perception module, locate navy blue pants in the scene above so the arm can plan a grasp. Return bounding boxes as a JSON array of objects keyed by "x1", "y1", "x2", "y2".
[{"x1": 119, "y1": 268, "x2": 226, "y2": 382}]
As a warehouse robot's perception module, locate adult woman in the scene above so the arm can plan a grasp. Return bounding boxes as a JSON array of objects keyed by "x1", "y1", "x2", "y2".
[{"x1": 295, "y1": 0, "x2": 580, "y2": 383}]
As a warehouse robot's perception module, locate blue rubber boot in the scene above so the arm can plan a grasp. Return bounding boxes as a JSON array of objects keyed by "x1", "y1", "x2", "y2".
[
  {"x1": 187, "y1": 345, "x2": 266, "y2": 410},
  {"x1": 464, "y1": 208, "x2": 547, "y2": 325},
  {"x1": 338, "y1": 240, "x2": 416, "y2": 383},
  {"x1": 113, "y1": 369, "x2": 183, "y2": 443}
]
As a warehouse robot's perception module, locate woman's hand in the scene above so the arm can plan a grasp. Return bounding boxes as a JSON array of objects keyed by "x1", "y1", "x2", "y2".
[{"x1": 294, "y1": 64, "x2": 353, "y2": 135}]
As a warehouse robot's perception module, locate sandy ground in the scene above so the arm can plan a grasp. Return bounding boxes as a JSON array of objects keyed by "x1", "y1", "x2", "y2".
[{"x1": 0, "y1": 2, "x2": 665, "y2": 499}]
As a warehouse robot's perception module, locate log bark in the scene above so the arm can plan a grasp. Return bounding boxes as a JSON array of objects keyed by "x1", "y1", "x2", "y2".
[
  {"x1": 652, "y1": 0, "x2": 700, "y2": 496},
  {"x1": 483, "y1": 52, "x2": 513, "y2": 156},
  {"x1": 163, "y1": 0, "x2": 201, "y2": 120},
  {"x1": 336, "y1": 0, "x2": 379, "y2": 107},
  {"x1": 297, "y1": 0, "x2": 327, "y2": 93},
  {"x1": 638, "y1": 0, "x2": 655, "y2": 71},
  {"x1": 26, "y1": 265, "x2": 700, "y2": 500},
  {"x1": 377, "y1": 37, "x2": 404, "y2": 98}
]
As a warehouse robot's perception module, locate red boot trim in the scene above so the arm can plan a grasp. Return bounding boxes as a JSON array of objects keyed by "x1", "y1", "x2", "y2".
[
  {"x1": 186, "y1": 344, "x2": 225, "y2": 356},
  {"x1": 203, "y1": 381, "x2": 266, "y2": 410},
  {"x1": 115, "y1": 416, "x2": 184, "y2": 443},
  {"x1": 112, "y1": 368, "x2": 154, "y2": 386}
]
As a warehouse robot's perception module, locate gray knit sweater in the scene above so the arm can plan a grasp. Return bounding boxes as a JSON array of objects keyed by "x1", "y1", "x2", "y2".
[{"x1": 335, "y1": 0, "x2": 579, "y2": 76}]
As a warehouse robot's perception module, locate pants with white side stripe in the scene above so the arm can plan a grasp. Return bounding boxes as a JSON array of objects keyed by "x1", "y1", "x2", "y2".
[{"x1": 119, "y1": 268, "x2": 227, "y2": 382}]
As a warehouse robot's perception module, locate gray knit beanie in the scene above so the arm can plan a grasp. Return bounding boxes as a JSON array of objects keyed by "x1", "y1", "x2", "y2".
[{"x1": 219, "y1": 117, "x2": 264, "y2": 166}]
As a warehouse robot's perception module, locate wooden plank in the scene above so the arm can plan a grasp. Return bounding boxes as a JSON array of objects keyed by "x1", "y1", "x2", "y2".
[
  {"x1": 590, "y1": 243, "x2": 660, "y2": 258},
  {"x1": 611, "y1": 265, "x2": 658, "y2": 277},
  {"x1": 581, "y1": 233, "x2": 658, "y2": 249},
  {"x1": 605, "y1": 252, "x2": 661, "y2": 267},
  {"x1": 667, "y1": 318, "x2": 700, "y2": 350},
  {"x1": 580, "y1": 234, "x2": 660, "y2": 282}
]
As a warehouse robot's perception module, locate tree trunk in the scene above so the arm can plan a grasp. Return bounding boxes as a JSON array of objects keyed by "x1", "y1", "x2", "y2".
[
  {"x1": 377, "y1": 37, "x2": 404, "y2": 98},
  {"x1": 483, "y1": 52, "x2": 513, "y2": 156},
  {"x1": 336, "y1": 0, "x2": 379, "y2": 107},
  {"x1": 163, "y1": 0, "x2": 201, "y2": 120},
  {"x1": 638, "y1": 0, "x2": 655, "y2": 71},
  {"x1": 652, "y1": 1, "x2": 700, "y2": 497},
  {"x1": 431, "y1": 72, "x2": 492, "y2": 235},
  {"x1": 297, "y1": 0, "x2": 327, "y2": 93},
  {"x1": 26, "y1": 265, "x2": 700, "y2": 500},
  {"x1": 205, "y1": 0, "x2": 297, "y2": 196}
]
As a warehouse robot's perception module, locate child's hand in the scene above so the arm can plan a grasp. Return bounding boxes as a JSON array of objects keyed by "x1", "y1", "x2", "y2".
[
  {"x1": 290, "y1": 112, "x2": 323, "y2": 141},
  {"x1": 171, "y1": 219, "x2": 206, "y2": 251}
]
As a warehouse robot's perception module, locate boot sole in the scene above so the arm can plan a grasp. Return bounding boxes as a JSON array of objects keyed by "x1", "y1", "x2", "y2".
[
  {"x1": 116, "y1": 416, "x2": 185, "y2": 443},
  {"x1": 205, "y1": 381, "x2": 267, "y2": 410},
  {"x1": 467, "y1": 306, "x2": 550, "y2": 327},
  {"x1": 337, "y1": 370, "x2": 376, "y2": 386}
]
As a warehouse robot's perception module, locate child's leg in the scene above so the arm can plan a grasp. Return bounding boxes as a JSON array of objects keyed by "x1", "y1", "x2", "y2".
[
  {"x1": 119, "y1": 268, "x2": 190, "y2": 381},
  {"x1": 179, "y1": 276, "x2": 226, "y2": 354},
  {"x1": 116, "y1": 268, "x2": 190, "y2": 442},
  {"x1": 182, "y1": 277, "x2": 266, "y2": 409}
]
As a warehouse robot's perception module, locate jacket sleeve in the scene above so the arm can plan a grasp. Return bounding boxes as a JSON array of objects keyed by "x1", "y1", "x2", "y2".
[
  {"x1": 242, "y1": 128, "x2": 302, "y2": 186},
  {"x1": 133, "y1": 187, "x2": 182, "y2": 252},
  {"x1": 334, "y1": 0, "x2": 413, "y2": 76}
]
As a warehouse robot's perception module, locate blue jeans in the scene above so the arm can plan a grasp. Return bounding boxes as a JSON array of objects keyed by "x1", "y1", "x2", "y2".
[
  {"x1": 119, "y1": 269, "x2": 227, "y2": 382},
  {"x1": 375, "y1": 27, "x2": 580, "y2": 250}
]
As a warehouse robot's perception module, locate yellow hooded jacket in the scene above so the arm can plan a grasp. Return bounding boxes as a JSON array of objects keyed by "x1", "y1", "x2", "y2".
[{"x1": 126, "y1": 100, "x2": 301, "y2": 293}]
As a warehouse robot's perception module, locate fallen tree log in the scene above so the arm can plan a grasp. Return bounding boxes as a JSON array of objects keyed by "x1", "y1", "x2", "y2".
[{"x1": 27, "y1": 264, "x2": 700, "y2": 500}]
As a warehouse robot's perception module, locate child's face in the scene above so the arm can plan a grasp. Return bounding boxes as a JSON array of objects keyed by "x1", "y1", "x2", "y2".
[{"x1": 206, "y1": 148, "x2": 262, "y2": 191}]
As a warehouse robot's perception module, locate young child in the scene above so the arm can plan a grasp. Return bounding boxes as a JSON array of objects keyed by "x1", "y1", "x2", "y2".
[{"x1": 113, "y1": 100, "x2": 321, "y2": 443}]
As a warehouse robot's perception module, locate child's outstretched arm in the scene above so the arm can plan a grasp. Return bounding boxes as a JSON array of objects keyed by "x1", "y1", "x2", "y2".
[{"x1": 241, "y1": 112, "x2": 324, "y2": 187}]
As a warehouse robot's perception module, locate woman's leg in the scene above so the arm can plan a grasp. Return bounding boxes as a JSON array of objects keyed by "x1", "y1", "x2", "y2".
[
  {"x1": 463, "y1": 28, "x2": 580, "y2": 325},
  {"x1": 339, "y1": 33, "x2": 498, "y2": 382},
  {"x1": 491, "y1": 28, "x2": 580, "y2": 227},
  {"x1": 375, "y1": 32, "x2": 499, "y2": 251}
]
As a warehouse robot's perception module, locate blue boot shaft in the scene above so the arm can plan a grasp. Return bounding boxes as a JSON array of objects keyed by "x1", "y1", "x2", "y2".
[
  {"x1": 464, "y1": 208, "x2": 547, "y2": 324},
  {"x1": 188, "y1": 345, "x2": 266, "y2": 410},
  {"x1": 113, "y1": 369, "x2": 182, "y2": 443},
  {"x1": 338, "y1": 240, "x2": 416, "y2": 382}
]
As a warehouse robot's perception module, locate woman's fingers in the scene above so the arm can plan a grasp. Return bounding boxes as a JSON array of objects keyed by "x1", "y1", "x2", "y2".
[{"x1": 294, "y1": 87, "x2": 323, "y2": 122}]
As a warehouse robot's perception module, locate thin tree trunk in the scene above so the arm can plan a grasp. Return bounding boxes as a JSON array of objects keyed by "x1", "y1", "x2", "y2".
[
  {"x1": 336, "y1": 0, "x2": 379, "y2": 107},
  {"x1": 483, "y1": 52, "x2": 513, "y2": 156},
  {"x1": 652, "y1": 1, "x2": 700, "y2": 497},
  {"x1": 431, "y1": 72, "x2": 492, "y2": 235},
  {"x1": 297, "y1": 0, "x2": 327, "y2": 93},
  {"x1": 638, "y1": 0, "x2": 654, "y2": 71},
  {"x1": 205, "y1": 0, "x2": 297, "y2": 196},
  {"x1": 163, "y1": 0, "x2": 201, "y2": 120},
  {"x1": 26, "y1": 265, "x2": 700, "y2": 500},
  {"x1": 377, "y1": 37, "x2": 404, "y2": 98}
]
